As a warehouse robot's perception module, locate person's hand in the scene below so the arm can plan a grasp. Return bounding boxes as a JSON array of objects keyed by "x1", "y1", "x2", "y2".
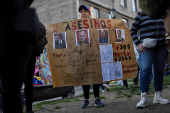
[
  {"x1": 165, "y1": 39, "x2": 170, "y2": 45},
  {"x1": 138, "y1": 43, "x2": 146, "y2": 53}
]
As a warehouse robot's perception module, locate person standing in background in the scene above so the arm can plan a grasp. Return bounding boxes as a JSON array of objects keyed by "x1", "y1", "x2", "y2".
[{"x1": 131, "y1": 12, "x2": 170, "y2": 108}]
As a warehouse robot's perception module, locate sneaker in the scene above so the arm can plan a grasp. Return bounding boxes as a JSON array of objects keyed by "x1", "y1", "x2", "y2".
[
  {"x1": 102, "y1": 84, "x2": 110, "y2": 91},
  {"x1": 82, "y1": 99, "x2": 89, "y2": 108},
  {"x1": 102, "y1": 89, "x2": 106, "y2": 93},
  {"x1": 134, "y1": 83, "x2": 140, "y2": 88},
  {"x1": 95, "y1": 98, "x2": 104, "y2": 107}
]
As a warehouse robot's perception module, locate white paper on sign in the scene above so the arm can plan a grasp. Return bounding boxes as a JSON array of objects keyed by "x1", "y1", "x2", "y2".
[
  {"x1": 99, "y1": 44, "x2": 113, "y2": 63},
  {"x1": 99, "y1": 45, "x2": 107, "y2": 63},
  {"x1": 106, "y1": 44, "x2": 113, "y2": 62},
  {"x1": 108, "y1": 62, "x2": 116, "y2": 80},
  {"x1": 115, "y1": 62, "x2": 123, "y2": 79},
  {"x1": 101, "y1": 63, "x2": 110, "y2": 82}
]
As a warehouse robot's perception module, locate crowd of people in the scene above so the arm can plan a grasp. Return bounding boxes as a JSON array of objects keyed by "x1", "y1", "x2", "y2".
[{"x1": 0, "y1": 0, "x2": 170, "y2": 113}]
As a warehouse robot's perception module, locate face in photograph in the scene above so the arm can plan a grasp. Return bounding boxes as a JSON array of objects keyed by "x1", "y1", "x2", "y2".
[
  {"x1": 79, "y1": 30, "x2": 87, "y2": 42},
  {"x1": 115, "y1": 29, "x2": 125, "y2": 43},
  {"x1": 53, "y1": 33, "x2": 67, "y2": 49},
  {"x1": 58, "y1": 34, "x2": 62, "y2": 40},
  {"x1": 76, "y1": 30, "x2": 90, "y2": 46},
  {"x1": 98, "y1": 29, "x2": 108, "y2": 44}
]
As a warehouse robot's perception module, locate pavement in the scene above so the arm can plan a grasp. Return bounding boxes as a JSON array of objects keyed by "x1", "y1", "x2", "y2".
[
  {"x1": 33, "y1": 83, "x2": 170, "y2": 113},
  {"x1": 33, "y1": 83, "x2": 119, "y2": 105}
]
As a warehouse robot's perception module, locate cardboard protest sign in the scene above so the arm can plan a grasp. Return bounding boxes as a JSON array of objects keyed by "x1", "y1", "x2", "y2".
[{"x1": 46, "y1": 18, "x2": 138, "y2": 87}]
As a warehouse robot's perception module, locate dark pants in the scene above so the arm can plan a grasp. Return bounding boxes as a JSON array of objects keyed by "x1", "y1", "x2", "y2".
[
  {"x1": 123, "y1": 80, "x2": 128, "y2": 87},
  {"x1": 82, "y1": 84, "x2": 100, "y2": 99},
  {"x1": 0, "y1": 26, "x2": 34, "y2": 113},
  {"x1": 24, "y1": 52, "x2": 36, "y2": 111},
  {"x1": 123, "y1": 63, "x2": 140, "y2": 87},
  {"x1": 1, "y1": 47, "x2": 32, "y2": 113},
  {"x1": 133, "y1": 63, "x2": 140, "y2": 84}
]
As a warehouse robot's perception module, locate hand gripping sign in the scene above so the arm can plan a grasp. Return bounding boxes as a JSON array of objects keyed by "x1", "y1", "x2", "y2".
[{"x1": 46, "y1": 18, "x2": 138, "y2": 87}]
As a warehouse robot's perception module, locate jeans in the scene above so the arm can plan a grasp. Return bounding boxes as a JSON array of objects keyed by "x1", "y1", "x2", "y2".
[
  {"x1": 164, "y1": 71, "x2": 170, "y2": 76},
  {"x1": 139, "y1": 46, "x2": 167, "y2": 93},
  {"x1": 100, "y1": 83, "x2": 109, "y2": 90}
]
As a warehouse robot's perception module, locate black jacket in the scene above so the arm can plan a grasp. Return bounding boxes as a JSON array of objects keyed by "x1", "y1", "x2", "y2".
[{"x1": 0, "y1": 0, "x2": 34, "y2": 56}]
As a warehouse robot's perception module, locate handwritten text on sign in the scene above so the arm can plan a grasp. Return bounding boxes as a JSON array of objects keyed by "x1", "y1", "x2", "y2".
[{"x1": 46, "y1": 18, "x2": 137, "y2": 87}]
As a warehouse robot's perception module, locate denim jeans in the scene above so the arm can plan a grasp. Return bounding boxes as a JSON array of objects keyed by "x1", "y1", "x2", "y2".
[
  {"x1": 139, "y1": 46, "x2": 167, "y2": 93},
  {"x1": 164, "y1": 71, "x2": 170, "y2": 76}
]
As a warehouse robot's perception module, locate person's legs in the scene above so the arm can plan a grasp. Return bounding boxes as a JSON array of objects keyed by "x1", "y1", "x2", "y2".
[
  {"x1": 139, "y1": 49, "x2": 154, "y2": 93},
  {"x1": 123, "y1": 80, "x2": 128, "y2": 86},
  {"x1": 153, "y1": 46, "x2": 169, "y2": 104},
  {"x1": 82, "y1": 85, "x2": 90, "y2": 108},
  {"x1": 93, "y1": 84, "x2": 104, "y2": 107},
  {"x1": 123, "y1": 80, "x2": 129, "y2": 89},
  {"x1": 82, "y1": 85, "x2": 90, "y2": 99},
  {"x1": 154, "y1": 46, "x2": 167, "y2": 92},
  {"x1": 92, "y1": 84, "x2": 100, "y2": 98},
  {"x1": 136, "y1": 49, "x2": 154, "y2": 108},
  {"x1": 1, "y1": 55, "x2": 30, "y2": 113},
  {"x1": 164, "y1": 71, "x2": 168, "y2": 76},
  {"x1": 24, "y1": 53, "x2": 36, "y2": 112},
  {"x1": 133, "y1": 63, "x2": 139, "y2": 84}
]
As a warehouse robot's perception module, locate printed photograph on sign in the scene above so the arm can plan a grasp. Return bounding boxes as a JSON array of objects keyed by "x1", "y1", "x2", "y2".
[
  {"x1": 53, "y1": 32, "x2": 67, "y2": 49},
  {"x1": 75, "y1": 29, "x2": 90, "y2": 46},
  {"x1": 115, "y1": 29, "x2": 125, "y2": 43},
  {"x1": 98, "y1": 29, "x2": 109, "y2": 44}
]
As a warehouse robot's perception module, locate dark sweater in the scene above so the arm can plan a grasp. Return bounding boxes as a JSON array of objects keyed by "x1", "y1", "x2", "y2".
[{"x1": 130, "y1": 12, "x2": 166, "y2": 47}]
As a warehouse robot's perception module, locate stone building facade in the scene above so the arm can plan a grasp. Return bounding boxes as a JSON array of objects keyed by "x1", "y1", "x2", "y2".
[{"x1": 31, "y1": 0, "x2": 139, "y2": 28}]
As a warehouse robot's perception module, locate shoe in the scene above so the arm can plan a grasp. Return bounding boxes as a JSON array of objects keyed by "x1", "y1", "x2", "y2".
[
  {"x1": 102, "y1": 84, "x2": 110, "y2": 91},
  {"x1": 134, "y1": 83, "x2": 140, "y2": 88},
  {"x1": 102, "y1": 89, "x2": 106, "y2": 93},
  {"x1": 94, "y1": 98, "x2": 104, "y2": 107},
  {"x1": 124, "y1": 86, "x2": 130, "y2": 90},
  {"x1": 82, "y1": 99, "x2": 89, "y2": 108},
  {"x1": 153, "y1": 91, "x2": 170, "y2": 104},
  {"x1": 136, "y1": 92, "x2": 149, "y2": 108}
]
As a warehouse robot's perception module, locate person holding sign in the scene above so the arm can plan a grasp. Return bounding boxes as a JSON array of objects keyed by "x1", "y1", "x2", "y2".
[
  {"x1": 78, "y1": 5, "x2": 104, "y2": 108},
  {"x1": 131, "y1": 12, "x2": 170, "y2": 108}
]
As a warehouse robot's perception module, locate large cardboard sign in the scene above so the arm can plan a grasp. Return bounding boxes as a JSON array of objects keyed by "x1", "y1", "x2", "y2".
[{"x1": 46, "y1": 18, "x2": 138, "y2": 87}]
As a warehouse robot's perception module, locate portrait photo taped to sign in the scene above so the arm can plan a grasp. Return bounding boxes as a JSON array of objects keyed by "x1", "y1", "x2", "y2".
[{"x1": 46, "y1": 18, "x2": 137, "y2": 87}]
